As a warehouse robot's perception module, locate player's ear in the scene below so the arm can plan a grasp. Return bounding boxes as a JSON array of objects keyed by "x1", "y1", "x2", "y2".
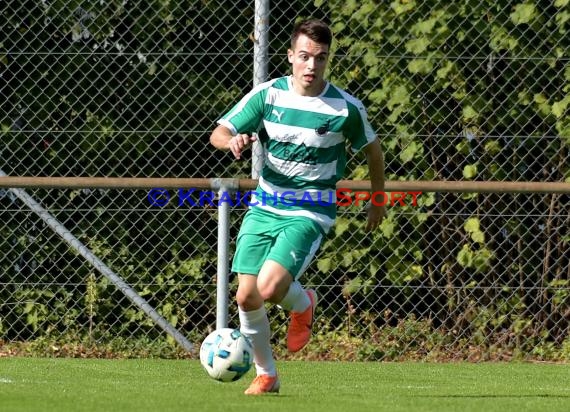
[{"x1": 287, "y1": 49, "x2": 294, "y2": 64}]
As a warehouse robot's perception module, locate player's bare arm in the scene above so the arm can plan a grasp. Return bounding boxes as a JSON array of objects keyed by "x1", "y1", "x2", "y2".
[
  {"x1": 363, "y1": 138, "x2": 386, "y2": 232},
  {"x1": 210, "y1": 124, "x2": 257, "y2": 160}
]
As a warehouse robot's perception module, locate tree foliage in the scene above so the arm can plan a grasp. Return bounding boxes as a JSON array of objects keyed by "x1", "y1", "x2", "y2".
[{"x1": 312, "y1": 0, "x2": 569, "y2": 346}]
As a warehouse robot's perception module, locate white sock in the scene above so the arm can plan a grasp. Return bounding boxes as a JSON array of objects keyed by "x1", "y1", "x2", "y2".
[
  {"x1": 279, "y1": 280, "x2": 310, "y2": 313},
  {"x1": 239, "y1": 306, "x2": 277, "y2": 377}
]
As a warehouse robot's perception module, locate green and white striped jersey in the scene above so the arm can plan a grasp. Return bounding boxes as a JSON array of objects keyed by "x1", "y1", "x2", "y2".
[{"x1": 217, "y1": 75, "x2": 376, "y2": 233}]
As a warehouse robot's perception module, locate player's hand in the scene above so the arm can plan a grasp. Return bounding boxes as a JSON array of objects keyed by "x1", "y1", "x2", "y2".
[
  {"x1": 365, "y1": 203, "x2": 386, "y2": 232},
  {"x1": 229, "y1": 133, "x2": 257, "y2": 160}
]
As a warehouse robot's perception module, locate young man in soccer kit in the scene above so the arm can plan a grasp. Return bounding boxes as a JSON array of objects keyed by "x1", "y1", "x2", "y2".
[{"x1": 209, "y1": 19, "x2": 386, "y2": 395}]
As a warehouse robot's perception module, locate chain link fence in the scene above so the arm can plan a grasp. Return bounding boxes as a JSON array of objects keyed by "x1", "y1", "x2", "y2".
[{"x1": 1, "y1": 1, "x2": 569, "y2": 361}]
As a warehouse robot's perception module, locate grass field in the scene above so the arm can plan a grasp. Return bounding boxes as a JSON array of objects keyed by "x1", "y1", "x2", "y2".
[{"x1": 1, "y1": 358, "x2": 569, "y2": 412}]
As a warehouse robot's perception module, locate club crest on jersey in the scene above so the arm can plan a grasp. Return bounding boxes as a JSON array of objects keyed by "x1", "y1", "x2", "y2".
[{"x1": 315, "y1": 119, "x2": 330, "y2": 135}]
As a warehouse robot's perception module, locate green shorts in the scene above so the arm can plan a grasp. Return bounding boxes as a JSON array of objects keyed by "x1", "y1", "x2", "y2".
[{"x1": 231, "y1": 207, "x2": 324, "y2": 279}]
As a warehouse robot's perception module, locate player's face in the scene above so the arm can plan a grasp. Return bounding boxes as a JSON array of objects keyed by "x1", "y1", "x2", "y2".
[{"x1": 287, "y1": 34, "x2": 329, "y2": 97}]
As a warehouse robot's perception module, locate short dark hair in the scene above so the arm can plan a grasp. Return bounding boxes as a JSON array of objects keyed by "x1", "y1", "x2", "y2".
[{"x1": 290, "y1": 19, "x2": 332, "y2": 49}]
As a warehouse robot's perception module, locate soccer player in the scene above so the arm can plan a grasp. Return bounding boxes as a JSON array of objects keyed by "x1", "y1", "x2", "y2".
[{"x1": 209, "y1": 18, "x2": 386, "y2": 395}]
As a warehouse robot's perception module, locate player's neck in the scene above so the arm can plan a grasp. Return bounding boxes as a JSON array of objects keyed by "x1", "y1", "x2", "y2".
[{"x1": 290, "y1": 77, "x2": 326, "y2": 97}]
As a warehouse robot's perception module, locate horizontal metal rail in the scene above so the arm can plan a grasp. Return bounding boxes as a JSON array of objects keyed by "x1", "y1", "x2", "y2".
[{"x1": 1, "y1": 177, "x2": 569, "y2": 193}]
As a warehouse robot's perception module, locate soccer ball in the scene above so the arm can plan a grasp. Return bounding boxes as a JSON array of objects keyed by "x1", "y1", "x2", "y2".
[{"x1": 199, "y1": 328, "x2": 253, "y2": 382}]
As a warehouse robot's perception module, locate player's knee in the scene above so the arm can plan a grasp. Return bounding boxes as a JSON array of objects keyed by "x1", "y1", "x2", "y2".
[
  {"x1": 235, "y1": 289, "x2": 252, "y2": 308},
  {"x1": 257, "y1": 277, "x2": 288, "y2": 303},
  {"x1": 257, "y1": 282, "x2": 277, "y2": 302},
  {"x1": 257, "y1": 262, "x2": 292, "y2": 303},
  {"x1": 235, "y1": 288, "x2": 262, "y2": 310}
]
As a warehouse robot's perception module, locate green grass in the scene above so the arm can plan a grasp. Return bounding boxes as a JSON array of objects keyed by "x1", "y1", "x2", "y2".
[{"x1": 1, "y1": 358, "x2": 569, "y2": 412}]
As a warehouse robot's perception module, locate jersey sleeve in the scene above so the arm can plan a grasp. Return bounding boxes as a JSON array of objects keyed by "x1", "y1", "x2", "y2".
[
  {"x1": 344, "y1": 99, "x2": 377, "y2": 153},
  {"x1": 217, "y1": 85, "x2": 267, "y2": 135}
]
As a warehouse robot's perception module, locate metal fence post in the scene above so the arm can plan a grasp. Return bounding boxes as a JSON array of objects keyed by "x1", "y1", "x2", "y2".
[
  {"x1": 213, "y1": 179, "x2": 239, "y2": 330},
  {"x1": 251, "y1": 0, "x2": 269, "y2": 179}
]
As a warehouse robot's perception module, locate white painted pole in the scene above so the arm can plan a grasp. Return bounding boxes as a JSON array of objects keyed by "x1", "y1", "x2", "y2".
[{"x1": 252, "y1": 0, "x2": 270, "y2": 179}]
